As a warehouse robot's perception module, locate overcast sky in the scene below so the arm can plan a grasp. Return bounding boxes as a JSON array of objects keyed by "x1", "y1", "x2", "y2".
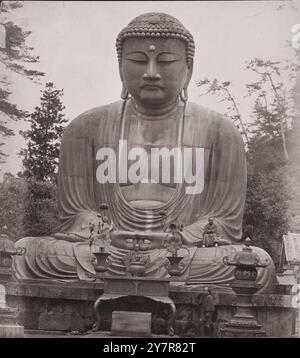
[{"x1": 1, "y1": 0, "x2": 299, "y2": 179}]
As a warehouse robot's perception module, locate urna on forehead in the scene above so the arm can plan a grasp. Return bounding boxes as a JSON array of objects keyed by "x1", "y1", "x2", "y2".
[{"x1": 116, "y1": 12, "x2": 195, "y2": 66}]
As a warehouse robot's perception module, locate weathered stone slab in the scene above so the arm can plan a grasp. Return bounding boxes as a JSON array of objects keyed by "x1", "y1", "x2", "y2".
[
  {"x1": 219, "y1": 326, "x2": 266, "y2": 338},
  {"x1": 111, "y1": 311, "x2": 151, "y2": 337},
  {"x1": 0, "y1": 284, "x2": 5, "y2": 308},
  {"x1": 0, "y1": 325, "x2": 24, "y2": 338},
  {"x1": 252, "y1": 294, "x2": 293, "y2": 308},
  {"x1": 256, "y1": 307, "x2": 294, "y2": 337},
  {"x1": 39, "y1": 312, "x2": 71, "y2": 331},
  {"x1": 6, "y1": 280, "x2": 104, "y2": 301},
  {"x1": 104, "y1": 277, "x2": 169, "y2": 296}
]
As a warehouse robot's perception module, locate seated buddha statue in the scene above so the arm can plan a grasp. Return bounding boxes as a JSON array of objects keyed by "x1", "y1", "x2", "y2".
[{"x1": 14, "y1": 12, "x2": 275, "y2": 293}]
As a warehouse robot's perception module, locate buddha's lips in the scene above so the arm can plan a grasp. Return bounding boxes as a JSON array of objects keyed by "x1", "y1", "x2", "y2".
[{"x1": 141, "y1": 84, "x2": 164, "y2": 90}]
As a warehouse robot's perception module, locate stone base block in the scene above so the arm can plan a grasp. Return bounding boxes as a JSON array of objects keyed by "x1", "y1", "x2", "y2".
[
  {"x1": 0, "y1": 324, "x2": 24, "y2": 338},
  {"x1": 219, "y1": 327, "x2": 266, "y2": 338},
  {"x1": 111, "y1": 311, "x2": 151, "y2": 337},
  {"x1": 5, "y1": 280, "x2": 296, "y2": 337}
]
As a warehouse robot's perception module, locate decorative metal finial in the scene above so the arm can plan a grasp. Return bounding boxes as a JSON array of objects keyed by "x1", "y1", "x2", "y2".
[
  {"x1": 245, "y1": 237, "x2": 252, "y2": 247},
  {"x1": 122, "y1": 235, "x2": 151, "y2": 277},
  {"x1": 163, "y1": 223, "x2": 190, "y2": 276}
]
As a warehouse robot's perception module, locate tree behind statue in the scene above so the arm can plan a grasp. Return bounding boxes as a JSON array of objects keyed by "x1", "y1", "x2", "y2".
[
  {"x1": 20, "y1": 82, "x2": 68, "y2": 183},
  {"x1": 0, "y1": 1, "x2": 44, "y2": 163},
  {"x1": 0, "y1": 174, "x2": 59, "y2": 240}
]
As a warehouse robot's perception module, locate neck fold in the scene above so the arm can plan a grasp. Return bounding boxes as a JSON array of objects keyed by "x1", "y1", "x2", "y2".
[{"x1": 131, "y1": 97, "x2": 181, "y2": 117}]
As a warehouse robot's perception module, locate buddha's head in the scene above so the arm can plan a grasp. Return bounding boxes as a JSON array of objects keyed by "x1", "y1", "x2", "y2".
[{"x1": 116, "y1": 12, "x2": 195, "y2": 108}]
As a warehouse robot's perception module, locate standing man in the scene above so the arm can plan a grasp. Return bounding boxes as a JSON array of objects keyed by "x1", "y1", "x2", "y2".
[{"x1": 201, "y1": 287, "x2": 215, "y2": 337}]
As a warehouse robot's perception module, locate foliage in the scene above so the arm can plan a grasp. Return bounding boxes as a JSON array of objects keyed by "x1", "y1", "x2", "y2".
[
  {"x1": 0, "y1": 173, "x2": 59, "y2": 240},
  {"x1": 243, "y1": 150, "x2": 290, "y2": 265},
  {"x1": 243, "y1": 129, "x2": 300, "y2": 266},
  {"x1": 21, "y1": 177, "x2": 59, "y2": 237},
  {"x1": 196, "y1": 78, "x2": 249, "y2": 145},
  {"x1": 0, "y1": 1, "x2": 44, "y2": 163},
  {"x1": 197, "y1": 54, "x2": 300, "y2": 266},
  {"x1": 283, "y1": 119, "x2": 300, "y2": 234},
  {"x1": 246, "y1": 58, "x2": 292, "y2": 161},
  {"x1": 243, "y1": 56, "x2": 300, "y2": 266},
  {"x1": 20, "y1": 82, "x2": 67, "y2": 182}
]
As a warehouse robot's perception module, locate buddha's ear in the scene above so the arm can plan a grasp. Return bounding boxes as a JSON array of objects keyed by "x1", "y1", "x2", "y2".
[
  {"x1": 119, "y1": 62, "x2": 125, "y2": 83},
  {"x1": 184, "y1": 60, "x2": 194, "y2": 89},
  {"x1": 119, "y1": 62, "x2": 129, "y2": 100}
]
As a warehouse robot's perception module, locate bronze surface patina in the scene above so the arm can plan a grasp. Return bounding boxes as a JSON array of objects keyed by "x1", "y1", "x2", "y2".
[{"x1": 13, "y1": 12, "x2": 275, "y2": 293}]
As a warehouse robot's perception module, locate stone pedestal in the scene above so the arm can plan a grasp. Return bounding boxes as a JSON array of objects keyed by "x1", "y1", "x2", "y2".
[
  {"x1": 5, "y1": 279, "x2": 296, "y2": 337},
  {"x1": 0, "y1": 284, "x2": 24, "y2": 338},
  {"x1": 219, "y1": 281, "x2": 266, "y2": 338},
  {"x1": 94, "y1": 277, "x2": 176, "y2": 335},
  {"x1": 219, "y1": 239, "x2": 269, "y2": 337},
  {"x1": 0, "y1": 234, "x2": 25, "y2": 338}
]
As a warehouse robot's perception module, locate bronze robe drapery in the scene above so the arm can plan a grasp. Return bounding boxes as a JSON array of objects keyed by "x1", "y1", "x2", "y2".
[
  {"x1": 58, "y1": 100, "x2": 246, "y2": 241},
  {"x1": 14, "y1": 100, "x2": 276, "y2": 292}
]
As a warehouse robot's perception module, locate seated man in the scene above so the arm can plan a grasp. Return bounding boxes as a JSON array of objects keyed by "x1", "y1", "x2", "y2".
[
  {"x1": 203, "y1": 218, "x2": 220, "y2": 247},
  {"x1": 14, "y1": 12, "x2": 276, "y2": 293}
]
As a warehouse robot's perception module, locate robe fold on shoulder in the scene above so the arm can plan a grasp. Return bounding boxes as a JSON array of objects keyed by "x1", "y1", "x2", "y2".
[{"x1": 13, "y1": 100, "x2": 276, "y2": 293}]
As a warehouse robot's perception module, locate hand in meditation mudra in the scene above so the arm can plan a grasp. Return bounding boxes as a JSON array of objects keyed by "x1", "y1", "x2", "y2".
[{"x1": 14, "y1": 13, "x2": 275, "y2": 292}]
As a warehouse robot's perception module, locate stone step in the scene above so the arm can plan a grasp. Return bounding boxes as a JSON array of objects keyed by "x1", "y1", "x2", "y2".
[
  {"x1": 24, "y1": 329, "x2": 181, "y2": 338},
  {"x1": 0, "y1": 325, "x2": 24, "y2": 338}
]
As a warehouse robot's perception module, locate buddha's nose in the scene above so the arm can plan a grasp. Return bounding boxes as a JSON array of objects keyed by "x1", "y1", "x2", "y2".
[{"x1": 143, "y1": 59, "x2": 161, "y2": 80}]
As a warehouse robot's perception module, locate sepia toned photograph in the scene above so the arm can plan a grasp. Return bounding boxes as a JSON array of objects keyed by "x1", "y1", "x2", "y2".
[{"x1": 0, "y1": 0, "x2": 300, "y2": 344}]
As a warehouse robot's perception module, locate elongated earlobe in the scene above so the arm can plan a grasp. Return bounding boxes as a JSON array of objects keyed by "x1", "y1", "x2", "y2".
[
  {"x1": 180, "y1": 61, "x2": 192, "y2": 103},
  {"x1": 180, "y1": 88, "x2": 188, "y2": 102},
  {"x1": 121, "y1": 84, "x2": 129, "y2": 100}
]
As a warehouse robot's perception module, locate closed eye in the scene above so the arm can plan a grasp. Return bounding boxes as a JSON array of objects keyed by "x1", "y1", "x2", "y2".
[
  {"x1": 126, "y1": 52, "x2": 148, "y2": 62},
  {"x1": 157, "y1": 53, "x2": 180, "y2": 62}
]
